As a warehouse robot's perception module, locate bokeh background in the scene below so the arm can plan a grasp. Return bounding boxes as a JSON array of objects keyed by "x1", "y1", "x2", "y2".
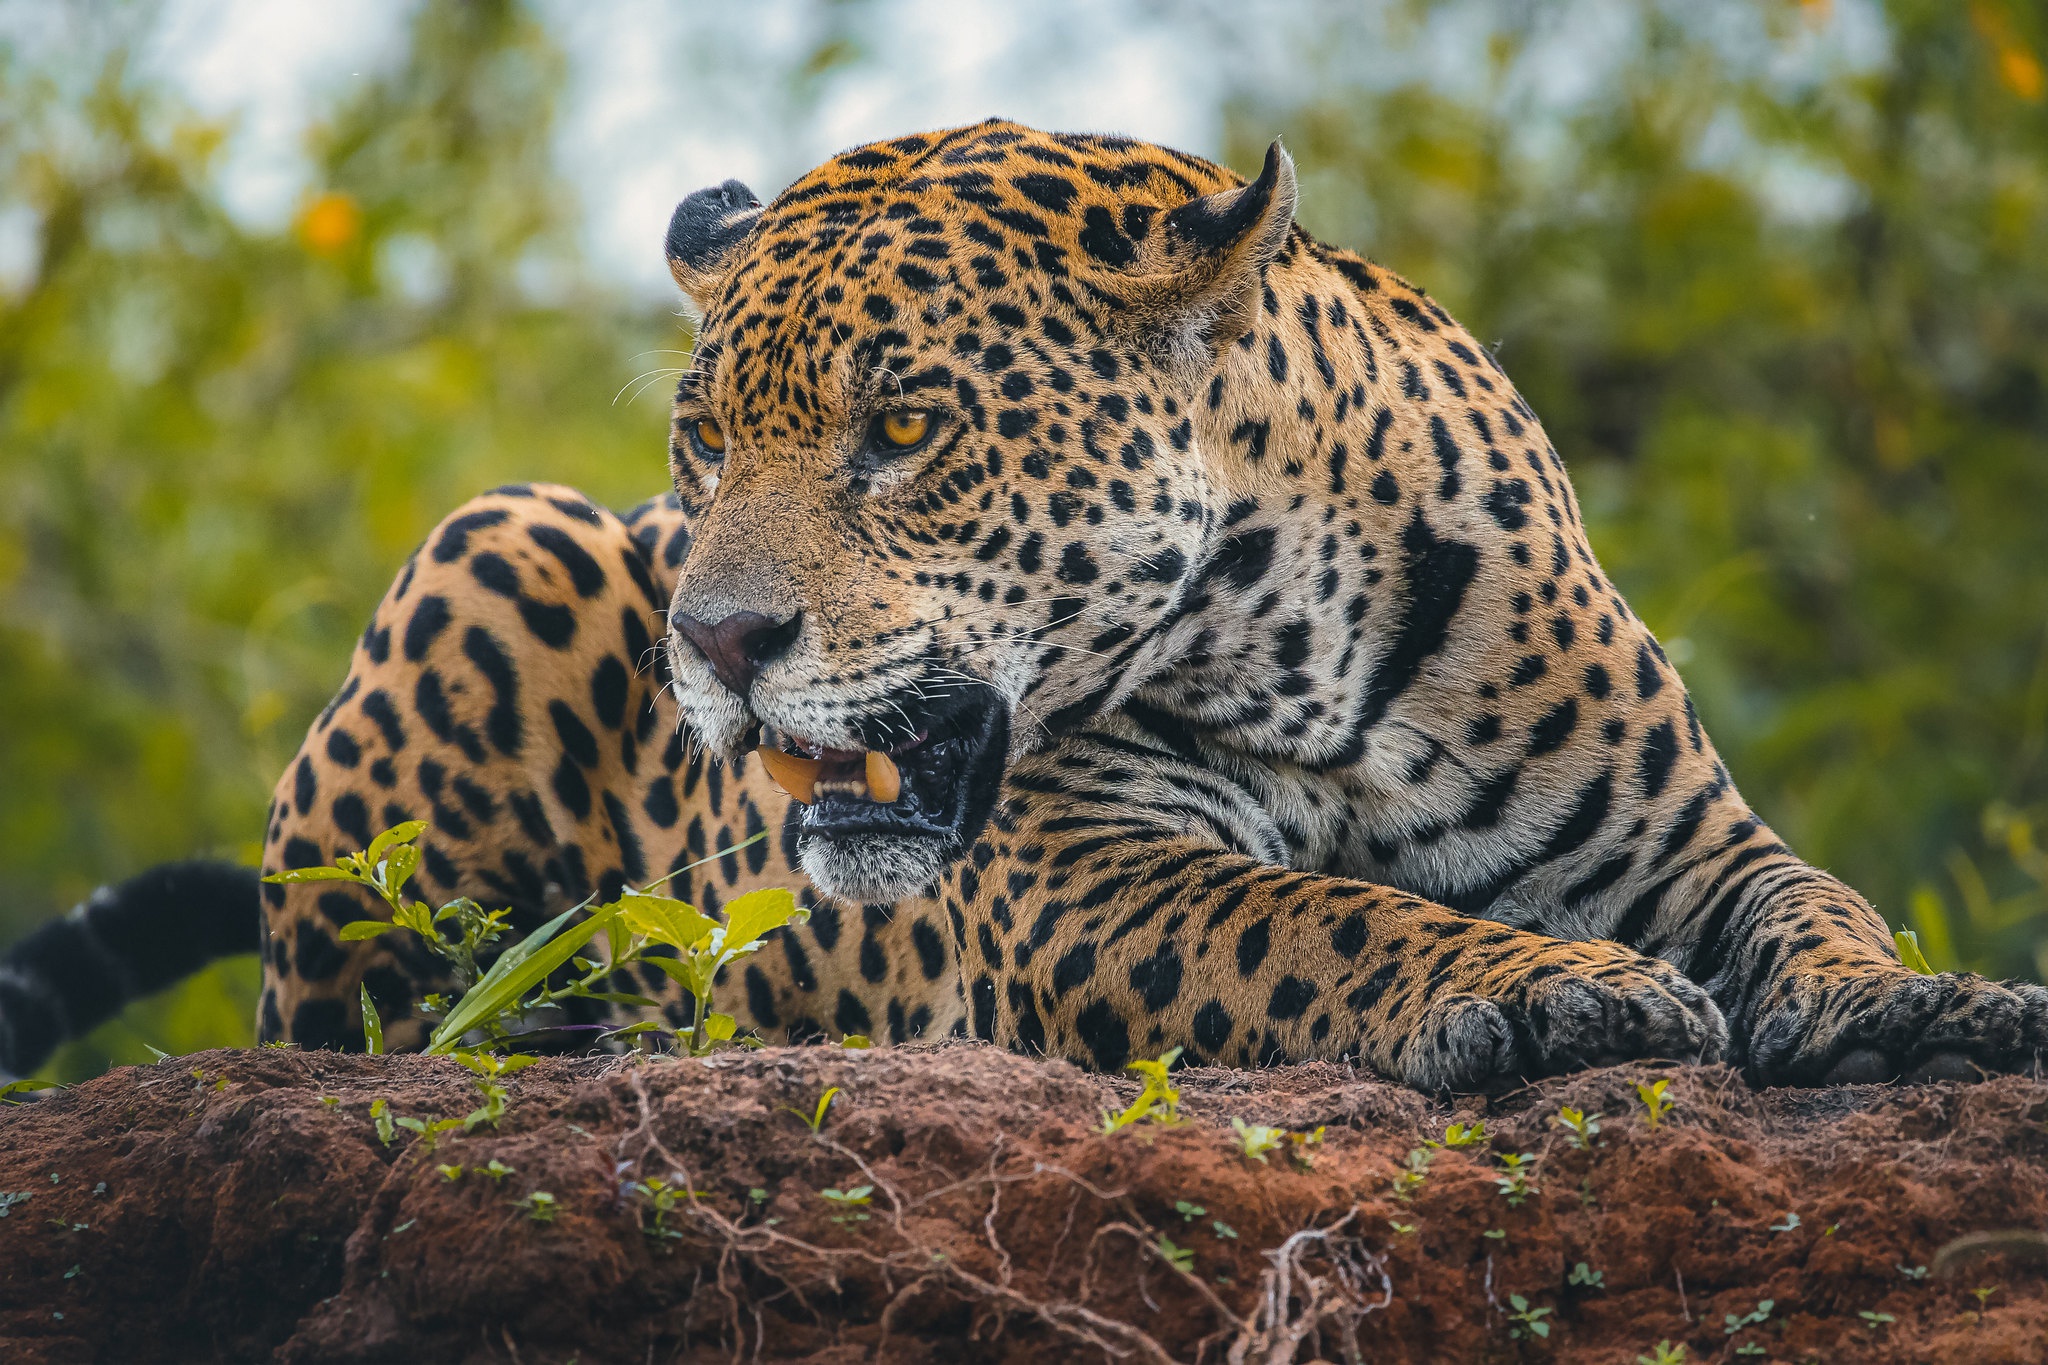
[{"x1": 4, "y1": 0, "x2": 2046, "y2": 1081}]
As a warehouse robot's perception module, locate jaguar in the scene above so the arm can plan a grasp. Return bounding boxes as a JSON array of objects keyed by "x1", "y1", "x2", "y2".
[{"x1": 5, "y1": 118, "x2": 2043, "y2": 1093}]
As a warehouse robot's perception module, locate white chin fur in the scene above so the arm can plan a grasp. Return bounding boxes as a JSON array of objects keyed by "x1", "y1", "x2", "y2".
[{"x1": 800, "y1": 832, "x2": 952, "y2": 905}]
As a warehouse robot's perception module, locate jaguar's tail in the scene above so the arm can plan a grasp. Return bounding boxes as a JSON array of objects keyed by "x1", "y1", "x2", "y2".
[{"x1": 0, "y1": 860, "x2": 260, "y2": 1076}]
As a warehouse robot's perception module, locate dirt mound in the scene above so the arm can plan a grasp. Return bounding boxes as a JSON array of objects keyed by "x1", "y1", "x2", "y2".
[{"x1": 3, "y1": 1044, "x2": 2047, "y2": 1363}]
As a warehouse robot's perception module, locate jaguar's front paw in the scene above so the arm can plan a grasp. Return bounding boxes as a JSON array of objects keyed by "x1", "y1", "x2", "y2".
[
  {"x1": 1745, "y1": 970, "x2": 2048, "y2": 1087},
  {"x1": 1399, "y1": 950, "x2": 1728, "y2": 1093}
]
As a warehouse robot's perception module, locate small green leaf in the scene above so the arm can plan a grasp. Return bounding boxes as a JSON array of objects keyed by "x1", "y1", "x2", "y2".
[
  {"x1": 360, "y1": 984, "x2": 384, "y2": 1055},
  {"x1": 382, "y1": 844, "x2": 421, "y2": 896},
  {"x1": 703, "y1": 1012, "x2": 737, "y2": 1042},
  {"x1": 617, "y1": 894, "x2": 718, "y2": 952},
  {"x1": 263, "y1": 866, "x2": 356, "y2": 884},
  {"x1": 1894, "y1": 927, "x2": 1936, "y2": 975},
  {"x1": 366, "y1": 821, "x2": 430, "y2": 864},
  {"x1": 719, "y1": 887, "x2": 800, "y2": 956},
  {"x1": 338, "y1": 920, "x2": 394, "y2": 941},
  {"x1": 839, "y1": 1034, "x2": 872, "y2": 1049},
  {"x1": 600, "y1": 1021, "x2": 669, "y2": 1039}
]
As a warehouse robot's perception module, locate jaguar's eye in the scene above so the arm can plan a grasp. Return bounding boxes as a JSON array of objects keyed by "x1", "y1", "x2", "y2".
[
  {"x1": 877, "y1": 410, "x2": 932, "y2": 451},
  {"x1": 693, "y1": 419, "x2": 727, "y2": 456}
]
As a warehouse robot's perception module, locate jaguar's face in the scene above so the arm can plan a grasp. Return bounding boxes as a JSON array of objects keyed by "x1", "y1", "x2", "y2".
[{"x1": 658, "y1": 124, "x2": 1295, "y2": 903}]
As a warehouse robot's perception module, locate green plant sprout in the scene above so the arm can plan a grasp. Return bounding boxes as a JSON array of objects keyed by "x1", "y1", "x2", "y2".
[
  {"x1": 1211, "y1": 1218, "x2": 1237, "y2": 1239},
  {"x1": 1438, "y1": 1120, "x2": 1487, "y2": 1148},
  {"x1": 820, "y1": 1185, "x2": 873, "y2": 1225},
  {"x1": 1392, "y1": 1147, "x2": 1435, "y2": 1202},
  {"x1": 838, "y1": 1034, "x2": 872, "y2": 1048},
  {"x1": 479, "y1": 1159, "x2": 515, "y2": 1182},
  {"x1": 1567, "y1": 1261, "x2": 1605, "y2": 1289},
  {"x1": 784, "y1": 1086, "x2": 840, "y2": 1133},
  {"x1": 1287, "y1": 1126, "x2": 1326, "y2": 1166},
  {"x1": 269, "y1": 821, "x2": 786, "y2": 1055},
  {"x1": 0, "y1": 1192, "x2": 30, "y2": 1218},
  {"x1": 1553, "y1": 1106, "x2": 1602, "y2": 1149},
  {"x1": 1389, "y1": 1219, "x2": 1417, "y2": 1235},
  {"x1": 1505, "y1": 1293, "x2": 1552, "y2": 1340},
  {"x1": 1483, "y1": 1227, "x2": 1507, "y2": 1242},
  {"x1": 1899, "y1": 1263, "x2": 1928, "y2": 1280},
  {"x1": 370, "y1": 1099, "x2": 396, "y2": 1146},
  {"x1": 1972, "y1": 1285, "x2": 2000, "y2": 1309},
  {"x1": 516, "y1": 1190, "x2": 556, "y2": 1223},
  {"x1": 436, "y1": 1164, "x2": 463, "y2": 1182},
  {"x1": 1770, "y1": 1211, "x2": 1801, "y2": 1232},
  {"x1": 1724, "y1": 1299, "x2": 1773, "y2": 1335},
  {"x1": 1175, "y1": 1199, "x2": 1205, "y2": 1222},
  {"x1": 1635, "y1": 1077, "x2": 1676, "y2": 1128},
  {"x1": 1155, "y1": 1236, "x2": 1196, "y2": 1274},
  {"x1": 1100, "y1": 1048, "x2": 1184, "y2": 1132},
  {"x1": 1859, "y1": 1309, "x2": 1896, "y2": 1332},
  {"x1": 1894, "y1": 926, "x2": 1936, "y2": 974},
  {"x1": 1494, "y1": 1152, "x2": 1539, "y2": 1206},
  {"x1": 626, "y1": 1175, "x2": 707, "y2": 1241},
  {"x1": 1636, "y1": 1342, "x2": 1686, "y2": 1365},
  {"x1": 1231, "y1": 1118, "x2": 1286, "y2": 1162}
]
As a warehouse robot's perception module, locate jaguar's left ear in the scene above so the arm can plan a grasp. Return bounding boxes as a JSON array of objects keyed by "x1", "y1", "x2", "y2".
[
  {"x1": 665, "y1": 179, "x2": 764, "y2": 308},
  {"x1": 1116, "y1": 139, "x2": 1298, "y2": 378}
]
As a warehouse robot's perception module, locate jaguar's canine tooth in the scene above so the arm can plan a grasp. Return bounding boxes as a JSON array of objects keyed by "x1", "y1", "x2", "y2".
[
  {"x1": 865, "y1": 750, "x2": 902, "y2": 803},
  {"x1": 756, "y1": 746, "x2": 821, "y2": 804}
]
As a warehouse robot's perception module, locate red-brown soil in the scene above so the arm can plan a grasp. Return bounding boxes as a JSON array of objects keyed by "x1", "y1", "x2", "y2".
[{"x1": 3, "y1": 1043, "x2": 2047, "y2": 1363}]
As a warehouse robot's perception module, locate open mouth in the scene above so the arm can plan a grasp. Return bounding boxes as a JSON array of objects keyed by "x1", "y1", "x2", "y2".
[{"x1": 752, "y1": 682, "x2": 1010, "y2": 854}]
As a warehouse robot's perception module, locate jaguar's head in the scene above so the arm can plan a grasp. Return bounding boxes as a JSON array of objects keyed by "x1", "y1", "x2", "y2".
[{"x1": 661, "y1": 120, "x2": 1296, "y2": 902}]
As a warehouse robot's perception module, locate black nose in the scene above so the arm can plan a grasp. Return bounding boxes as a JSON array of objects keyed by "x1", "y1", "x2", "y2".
[{"x1": 670, "y1": 609, "x2": 801, "y2": 697}]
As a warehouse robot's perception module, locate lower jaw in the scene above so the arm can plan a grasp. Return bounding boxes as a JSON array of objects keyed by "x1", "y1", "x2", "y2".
[{"x1": 798, "y1": 831, "x2": 958, "y2": 905}]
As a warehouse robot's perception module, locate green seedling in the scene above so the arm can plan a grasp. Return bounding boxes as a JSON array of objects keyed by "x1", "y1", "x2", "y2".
[
  {"x1": 1175, "y1": 1199, "x2": 1206, "y2": 1222},
  {"x1": 1770, "y1": 1211, "x2": 1801, "y2": 1232},
  {"x1": 437, "y1": 1164, "x2": 463, "y2": 1181},
  {"x1": 370, "y1": 1099, "x2": 395, "y2": 1146},
  {"x1": 1287, "y1": 1126, "x2": 1326, "y2": 1166},
  {"x1": 454, "y1": 1048, "x2": 536, "y2": 1130},
  {"x1": 1232, "y1": 1118, "x2": 1286, "y2": 1163},
  {"x1": 1483, "y1": 1227, "x2": 1507, "y2": 1242},
  {"x1": 1724, "y1": 1299, "x2": 1773, "y2": 1335},
  {"x1": 1894, "y1": 927, "x2": 1936, "y2": 974},
  {"x1": 1735, "y1": 1346, "x2": 1765, "y2": 1359},
  {"x1": 1898, "y1": 1263, "x2": 1928, "y2": 1280},
  {"x1": 1438, "y1": 1119, "x2": 1487, "y2": 1149},
  {"x1": 1100, "y1": 1048, "x2": 1184, "y2": 1132},
  {"x1": 1157, "y1": 1235, "x2": 1195, "y2": 1274},
  {"x1": 1567, "y1": 1261, "x2": 1605, "y2": 1289},
  {"x1": 1505, "y1": 1293, "x2": 1552, "y2": 1340},
  {"x1": 627, "y1": 1175, "x2": 706, "y2": 1240},
  {"x1": 394, "y1": 1113, "x2": 465, "y2": 1154},
  {"x1": 839, "y1": 1034, "x2": 872, "y2": 1048},
  {"x1": 784, "y1": 1086, "x2": 840, "y2": 1134},
  {"x1": 1971, "y1": 1285, "x2": 2000, "y2": 1309},
  {"x1": 1389, "y1": 1219, "x2": 1417, "y2": 1235},
  {"x1": 1553, "y1": 1106, "x2": 1601, "y2": 1149},
  {"x1": 820, "y1": 1184, "x2": 873, "y2": 1225},
  {"x1": 1635, "y1": 1077, "x2": 1676, "y2": 1128},
  {"x1": 1859, "y1": 1309, "x2": 1895, "y2": 1332},
  {"x1": 516, "y1": 1190, "x2": 557, "y2": 1223},
  {"x1": 1494, "y1": 1152, "x2": 1539, "y2": 1207},
  {"x1": 479, "y1": 1159, "x2": 515, "y2": 1182},
  {"x1": 1391, "y1": 1147, "x2": 1435, "y2": 1202},
  {"x1": 1211, "y1": 1218, "x2": 1237, "y2": 1239},
  {"x1": 1635, "y1": 1343, "x2": 1687, "y2": 1365}
]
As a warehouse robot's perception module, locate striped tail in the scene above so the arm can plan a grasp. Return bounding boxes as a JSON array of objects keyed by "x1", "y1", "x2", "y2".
[{"x1": 0, "y1": 860, "x2": 259, "y2": 1076}]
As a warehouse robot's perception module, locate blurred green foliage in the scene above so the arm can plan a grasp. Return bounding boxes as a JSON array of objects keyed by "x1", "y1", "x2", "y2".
[{"x1": 3, "y1": 0, "x2": 2045, "y2": 1078}]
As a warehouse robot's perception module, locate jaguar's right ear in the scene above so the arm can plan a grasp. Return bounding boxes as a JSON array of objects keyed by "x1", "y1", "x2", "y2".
[{"x1": 665, "y1": 179, "x2": 763, "y2": 308}]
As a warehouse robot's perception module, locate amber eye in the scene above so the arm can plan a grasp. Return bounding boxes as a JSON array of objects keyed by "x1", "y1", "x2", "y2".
[
  {"x1": 693, "y1": 419, "x2": 726, "y2": 456},
  {"x1": 877, "y1": 410, "x2": 932, "y2": 450}
]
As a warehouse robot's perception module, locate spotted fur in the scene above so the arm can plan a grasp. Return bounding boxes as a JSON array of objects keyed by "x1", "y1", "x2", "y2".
[{"x1": 250, "y1": 120, "x2": 2046, "y2": 1090}]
